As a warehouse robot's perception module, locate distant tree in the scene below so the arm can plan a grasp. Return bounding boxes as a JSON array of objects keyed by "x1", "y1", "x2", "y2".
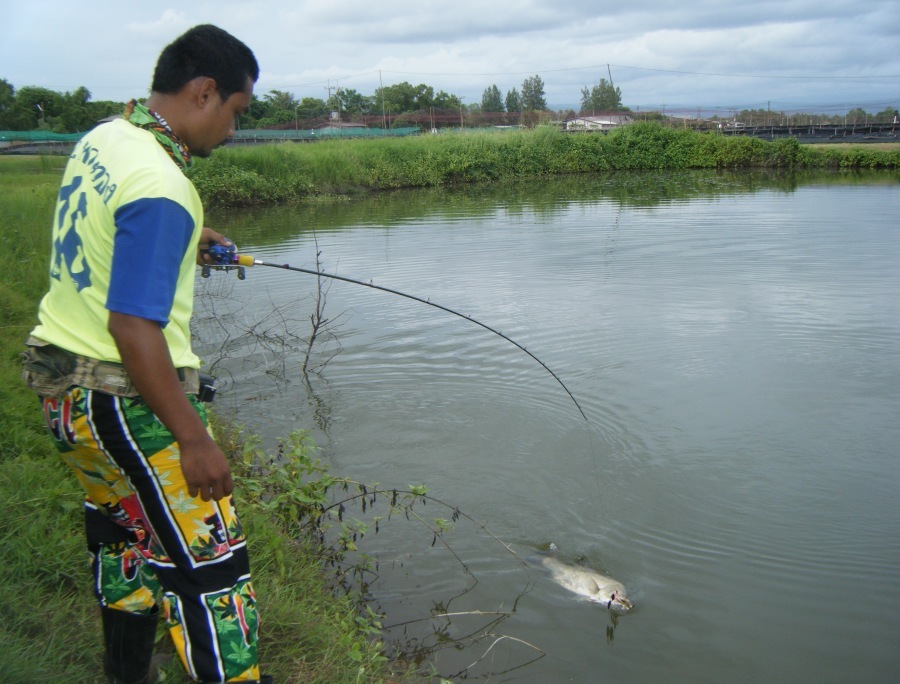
[
  {"x1": 70, "y1": 85, "x2": 90, "y2": 104},
  {"x1": 87, "y1": 100, "x2": 126, "y2": 122},
  {"x1": 432, "y1": 90, "x2": 461, "y2": 110},
  {"x1": 0, "y1": 78, "x2": 14, "y2": 128},
  {"x1": 334, "y1": 88, "x2": 372, "y2": 116},
  {"x1": 264, "y1": 89, "x2": 299, "y2": 112},
  {"x1": 733, "y1": 108, "x2": 768, "y2": 126},
  {"x1": 374, "y1": 81, "x2": 461, "y2": 118},
  {"x1": 505, "y1": 87, "x2": 522, "y2": 113},
  {"x1": 257, "y1": 90, "x2": 302, "y2": 127},
  {"x1": 5, "y1": 86, "x2": 64, "y2": 130},
  {"x1": 59, "y1": 86, "x2": 97, "y2": 132},
  {"x1": 874, "y1": 107, "x2": 897, "y2": 123},
  {"x1": 580, "y1": 78, "x2": 623, "y2": 111},
  {"x1": 380, "y1": 84, "x2": 412, "y2": 112},
  {"x1": 414, "y1": 84, "x2": 437, "y2": 109},
  {"x1": 297, "y1": 96, "x2": 328, "y2": 119},
  {"x1": 481, "y1": 84, "x2": 504, "y2": 113},
  {"x1": 0, "y1": 79, "x2": 123, "y2": 131},
  {"x1": 521, "y1": 74, "x2": 546, "y2": 111},
  {"x1": 844, "y1": 107, "x2": 869, "y2": 124},
  {"x1": 375, "y1": 81, "x2": 418, "y2": 114}
]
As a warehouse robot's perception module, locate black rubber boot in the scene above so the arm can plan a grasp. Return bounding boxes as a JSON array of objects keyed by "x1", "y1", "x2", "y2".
[{"x1": 101, "y1": 606, "x2": 159, "y2": 684}]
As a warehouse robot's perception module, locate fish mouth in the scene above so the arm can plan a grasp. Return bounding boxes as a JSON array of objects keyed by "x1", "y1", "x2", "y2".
[
  {"x1": 608, "y1": 593, "x2": 633, "y2": 612},
  {"x1": 613, "y1": 597, "x2": 633, "y2": 611}
]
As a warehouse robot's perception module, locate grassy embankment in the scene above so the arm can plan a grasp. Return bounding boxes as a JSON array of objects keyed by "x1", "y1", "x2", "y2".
[
  {"x1": 0, "y1": 156, "x2": 395, "y2": 683},
  {"x1": 189, "y1": 122, "x2": 900, "y2": 207},
  {"x1": 2, "y1": 124, "x2": 898, "y2": 681}
]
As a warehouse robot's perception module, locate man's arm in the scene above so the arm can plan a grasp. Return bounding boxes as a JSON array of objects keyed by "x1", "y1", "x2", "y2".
[{"x1": 108, "y1": 311, "x2": 233, "y2": 502}]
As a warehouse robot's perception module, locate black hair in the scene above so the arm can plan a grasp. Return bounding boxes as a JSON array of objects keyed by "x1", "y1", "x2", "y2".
[{"x1": 151, "y1": 24, "x2": 259, "y2": 100}]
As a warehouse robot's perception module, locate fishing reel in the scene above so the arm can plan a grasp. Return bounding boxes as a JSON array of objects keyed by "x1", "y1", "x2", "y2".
[{"x1": 200, "y1": 242, "x2": 247, "y2": 280}]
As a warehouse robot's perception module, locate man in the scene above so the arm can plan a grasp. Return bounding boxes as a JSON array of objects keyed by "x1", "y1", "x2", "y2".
[{"x1": 22, "y1": 25, "x2": 267, "y2": 683}]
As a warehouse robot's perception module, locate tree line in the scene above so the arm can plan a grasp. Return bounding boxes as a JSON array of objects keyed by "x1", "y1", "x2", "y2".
[
  {"x1": 1, "y1": 75, "x2": 896, "y2": 134},
  {"x1": 0, "y1": 73, "x2": 625, "y2": 133},
  {"x1": 0, "y1": 80, "x2": 123, "y2": 133},
  {"x1": 249, "y1": 74, "x2": 583, "y2": 128}
]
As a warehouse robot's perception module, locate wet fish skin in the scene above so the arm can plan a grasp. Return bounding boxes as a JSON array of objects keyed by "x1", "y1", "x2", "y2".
[{"x1": 540, "y1": 555, "x2": 633, "y2": 612}]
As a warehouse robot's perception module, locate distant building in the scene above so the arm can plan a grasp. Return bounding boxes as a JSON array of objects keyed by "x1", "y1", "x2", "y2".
[
  {"x1": 565, "y1": 114, "x2": 633, "y2": 131},
  {"x1": 313, "y1": 120, "x2": 367, "y2": 131}
]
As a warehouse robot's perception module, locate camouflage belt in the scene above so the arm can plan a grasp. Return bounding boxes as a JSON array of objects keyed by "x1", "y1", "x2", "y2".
[{"x1": 22, "y1": 337, "x2": 199, "y2": 398}]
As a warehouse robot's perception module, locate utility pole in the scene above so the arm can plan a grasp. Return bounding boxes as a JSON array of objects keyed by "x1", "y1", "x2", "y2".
[
  {"x1": 379, "y1": 70, "x2": 387, "y2": 129},
  {"x1": 324, "y1": 80, "x2": 341, "y2": 119}
]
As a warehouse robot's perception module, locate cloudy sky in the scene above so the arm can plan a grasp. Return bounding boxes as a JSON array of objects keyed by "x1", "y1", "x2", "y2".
[{"x1": 3, "y1": 1, "x2": 898, "y2": 115}]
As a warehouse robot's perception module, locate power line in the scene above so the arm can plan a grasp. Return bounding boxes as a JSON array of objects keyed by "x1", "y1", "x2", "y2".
[
  {"x1": 606, "y1": 63, "x2": 900, "y2": 81},
  {"x1": 300, "y1": 63, "x2": 900, "y2": 81}
]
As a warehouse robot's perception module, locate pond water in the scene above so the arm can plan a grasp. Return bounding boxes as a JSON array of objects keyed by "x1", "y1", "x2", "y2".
[{"x1": 201, "y1": 170, "x2": 900, "y2": 683}]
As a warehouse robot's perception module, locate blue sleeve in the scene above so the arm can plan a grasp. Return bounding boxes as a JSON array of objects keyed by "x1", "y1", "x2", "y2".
[{"x1": 107, "y1": 197, "x2": 196, "y2": 325}]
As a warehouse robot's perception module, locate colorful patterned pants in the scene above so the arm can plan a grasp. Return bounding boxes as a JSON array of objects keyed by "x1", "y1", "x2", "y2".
[{"x1": 41, "y1": 386, "x2": 261, "y2": 682}]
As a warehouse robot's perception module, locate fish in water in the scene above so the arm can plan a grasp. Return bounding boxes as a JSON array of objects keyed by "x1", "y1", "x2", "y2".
[{"x1": 540, "y1": 555, "x2": 633, "y2": 612}]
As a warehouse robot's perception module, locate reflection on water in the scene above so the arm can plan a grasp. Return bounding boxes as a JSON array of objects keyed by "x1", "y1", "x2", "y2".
[{"x1": 199, "y1": 170, "x2": 900, "y2": 682}]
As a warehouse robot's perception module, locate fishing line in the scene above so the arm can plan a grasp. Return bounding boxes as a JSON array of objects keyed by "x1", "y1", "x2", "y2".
[
  {"x1": 205, "y1": 245, "x2": 612, "y2": 551},
  {"x1": 203, "y1": 248, "x2": 588, "y2": 422}
]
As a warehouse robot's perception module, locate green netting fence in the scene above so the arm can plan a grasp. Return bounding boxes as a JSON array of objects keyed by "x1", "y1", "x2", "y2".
[
  {"x1": 0, "y1": 126, "x2": 421, "y2": 150},
  {"x1": 0, "y1": 130, "x2": 86, "y2": 142},
  {"x1": 231, "y1": 126, "x2": 421, "y2": 141}
]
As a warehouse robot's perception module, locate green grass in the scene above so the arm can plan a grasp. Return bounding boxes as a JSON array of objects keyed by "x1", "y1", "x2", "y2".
[
  {"x1": 0, "y1": 156, "x2": 399, "y2": 683},
  {"x1": 189, "y1": 123, "x2": 900, "y2": 208}
]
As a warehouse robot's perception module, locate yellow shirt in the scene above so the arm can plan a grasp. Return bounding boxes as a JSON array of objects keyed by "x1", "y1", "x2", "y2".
[{"x1": 32, "y1": 119, "x2": 204, "y2": 368}]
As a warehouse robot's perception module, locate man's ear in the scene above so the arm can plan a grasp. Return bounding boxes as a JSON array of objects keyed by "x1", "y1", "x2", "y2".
[{"x1": 194, "y1": 77, "x2": 219, "y2": 108}]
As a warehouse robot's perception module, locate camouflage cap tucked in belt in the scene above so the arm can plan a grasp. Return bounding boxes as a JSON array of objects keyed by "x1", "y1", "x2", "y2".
[{"x1": 22, "y1": 337, "x2": 199, "y2": 398}]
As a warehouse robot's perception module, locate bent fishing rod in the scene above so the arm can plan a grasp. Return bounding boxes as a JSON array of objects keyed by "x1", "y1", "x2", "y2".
[{"x1": 202, "y1": 244, "x2": 587, "y2": 421}]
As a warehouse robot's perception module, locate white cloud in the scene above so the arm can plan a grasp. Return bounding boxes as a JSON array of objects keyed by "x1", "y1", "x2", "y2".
[
  {"x1": 2, "y1": 0, "x2": 898, "y2": 113},
  {"x1": 126, "y1": 9, "x2": 192, "y2": 36}
]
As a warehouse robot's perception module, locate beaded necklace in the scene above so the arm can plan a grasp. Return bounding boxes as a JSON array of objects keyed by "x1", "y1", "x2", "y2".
[{"x1": 123, "y1": 100, "x2": 192, "y2": 172}]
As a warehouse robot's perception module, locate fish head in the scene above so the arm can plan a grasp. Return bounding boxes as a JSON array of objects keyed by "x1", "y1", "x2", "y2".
[
  {"x1": 589, "y1": 583, "x2": 632, "y2": 612},
  {"x1": 606, "y1": 590, "x2": 633, "y2": 613}
]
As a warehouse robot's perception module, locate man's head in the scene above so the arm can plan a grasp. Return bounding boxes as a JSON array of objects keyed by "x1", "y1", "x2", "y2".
[
  {"x1": 149, "y1": 25, "x2": 259, "y2": 157},
  {"x1": 152, "y1": 24, "x2": 259, "y2": 102}
]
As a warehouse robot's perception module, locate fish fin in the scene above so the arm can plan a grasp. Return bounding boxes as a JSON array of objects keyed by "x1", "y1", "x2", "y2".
[{"x1": 589, "y1": 579, "x2": 601, "y2": 595}]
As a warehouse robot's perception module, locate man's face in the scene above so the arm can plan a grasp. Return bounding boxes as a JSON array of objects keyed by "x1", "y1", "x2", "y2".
[{"x1": 191, "y1": 77, "x2": 253, "y2": 158}]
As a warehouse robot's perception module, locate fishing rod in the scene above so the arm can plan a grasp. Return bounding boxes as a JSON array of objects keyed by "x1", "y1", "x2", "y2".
[{"x1": 202, "y1": 244, "x2": 587, "y2": 421}]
